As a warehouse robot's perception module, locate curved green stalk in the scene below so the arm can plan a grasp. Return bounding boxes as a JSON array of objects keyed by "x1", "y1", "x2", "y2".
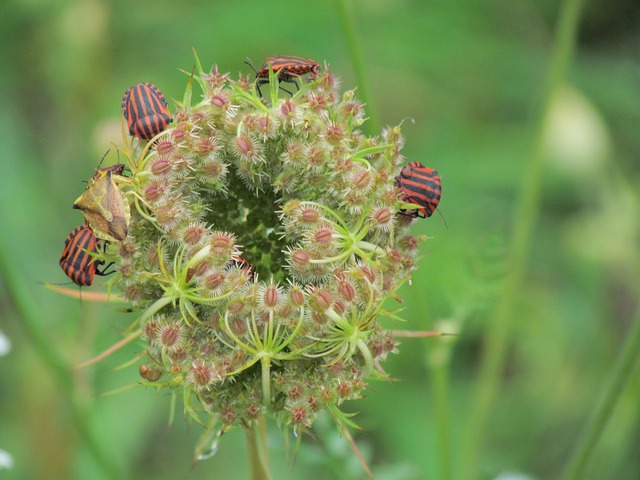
[
  {"x1": 561, "y1": 309, "x2": 640, "y2": 479},
  {"x1": 459, "y1": 0, "x2": 586, "y2": 477}
]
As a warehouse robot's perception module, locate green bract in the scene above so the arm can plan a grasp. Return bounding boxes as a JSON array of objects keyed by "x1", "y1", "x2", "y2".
[{"x1": 110, "y1": 58, "x2": 424, "y2": 437}]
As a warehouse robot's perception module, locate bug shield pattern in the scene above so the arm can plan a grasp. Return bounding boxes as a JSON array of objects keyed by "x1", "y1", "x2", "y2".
[{"x1": 67, "y1": 57, "x2": 441, "y2": 445}]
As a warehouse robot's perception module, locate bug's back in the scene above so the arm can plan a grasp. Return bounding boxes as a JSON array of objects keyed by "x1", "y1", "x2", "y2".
[
  {"x1": 396, "y1": 162, "x2": 442, "y2": 218},
  {"x1": 59, "y1": 225, "x2": 99, "y2": 286},
  {"x1": 122, "y1": 83, "x2": 172, "y2": 140}
]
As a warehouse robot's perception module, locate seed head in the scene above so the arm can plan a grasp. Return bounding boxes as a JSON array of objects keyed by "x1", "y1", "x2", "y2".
[
  {"x1": 150, "y1": 156, "x2": 173, "y2": 177},
  {"x1": 80, "y1": 60, "x2": 435, "y2": 451},
  {"x1": 208, "y1": 231, "x2": 237, "y2": 264},
  {"x1": 181, "y1": 221, "x2": 207, "y2": 246},
  {"x1": 369, "y1": 205, "x2": 395, "y2": 231},
  {"x1": 158, "y1": 318, "x2": 186, "y2": 354},
  {"x1": 287, "y1": 282, "x2": 305, "y2": 308},
  {"x1": 232, "y1": 134, "x2": 263, "y2": 163},
  {"x1": 297, "y1": 205, "x2": 321, "y2": 225},
  {"x1": 258, "y1": 281, "x2": 284, "y2": 313},
  {"x1": 188, "y1": 359, "x2": 219, "y2": 390},
  {"x1": 306, "y1": 286, "x2": 332, "y2": 312},
  {"x1": 155, "y1": 138, "x2": 175, "y2": 156}
]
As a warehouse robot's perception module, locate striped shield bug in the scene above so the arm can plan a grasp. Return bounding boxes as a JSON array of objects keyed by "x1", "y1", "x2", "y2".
[
  {"x1": 59, "y1": 224, "x2": 114, "y2": 286},
  {"x1": 249, "y1": 55, "x2": 320, "y2": 96},
  {"x1": 122, "y1": 82, "x2": 172, "y2": 141},
  {"x1": 228, "y1": 256, "x2": 254, "y2": 280},
  {"x1": 395, "y1": 162, "x2": 442, "y2": 218},
  {"x1": 73, "y1": 169, "x2": 130, "y2": 242}
]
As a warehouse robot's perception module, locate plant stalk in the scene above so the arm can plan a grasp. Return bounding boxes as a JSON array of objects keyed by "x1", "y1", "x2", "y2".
[
  {"x1": 561, "y1": 309, "x2": 640, "y2": 479},
  {"x1": 335, "y1": 0, "x2": 380, "y2": 135},
  {"x1": 245, "y1": 415, "x2": 272, "y2": 480},
  {"x1": 459, "y1": 0, "x2": 585, "y2": 477},
  {"x1": 427, "y1": 342, "x2": 453, "y2": 480}
]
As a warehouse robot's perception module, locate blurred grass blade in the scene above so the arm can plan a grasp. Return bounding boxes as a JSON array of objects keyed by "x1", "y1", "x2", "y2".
[
  {"x1": 562, "y1": 309, "x2": 640, "y2": 479},
  {"x1": 459, "y1": 0, "x2": 586, "y2": 477},
  {"x1": 335, "y1": 0, "x2": 378, "y2": 134}
]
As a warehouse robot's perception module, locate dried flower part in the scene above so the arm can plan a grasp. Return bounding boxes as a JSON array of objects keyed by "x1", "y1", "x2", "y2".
[
  {"x1": 139, "y1": 364, "x2": 162, "y2": 382},
  {"x1": 91, "y1": 57, "x2": 430, "y2": 439}
]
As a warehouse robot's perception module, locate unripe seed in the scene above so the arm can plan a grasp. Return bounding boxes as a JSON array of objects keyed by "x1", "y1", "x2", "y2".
[
  {"x1": 290, "y1": 249, "x2": 310, "y2": 267},
  {"x1": 262, "y1": 284, "x2": 281, "y2": 310},
  {"x1": 150, "y1": 157, "x2": 172, "y2": 176},
  {"x1": 288, "y1": 284, "x2": 305, "y2": 307}
]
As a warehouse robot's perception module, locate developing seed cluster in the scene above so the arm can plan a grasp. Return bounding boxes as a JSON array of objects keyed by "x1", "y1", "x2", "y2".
[{"x1": 60, "y1": 54, "x2": 442, "y2": 437}]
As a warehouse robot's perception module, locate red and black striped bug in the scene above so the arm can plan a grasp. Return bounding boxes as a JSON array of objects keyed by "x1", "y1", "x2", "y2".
[
  {"x1": 59, "y1": 224, "x2": 114, "y2": 287},
  {"x1": 228, "y1": 256, "x2": 254, "y2": 280},
  {"x1": 249, "y1": 55, "x2": 320, "y2": 96},
  {"x1": 395, "y1": 162, "x2": 442, "y2": 218},
  {"x1": 122, "y1": 82, "x2": 172, "y2": 141}
]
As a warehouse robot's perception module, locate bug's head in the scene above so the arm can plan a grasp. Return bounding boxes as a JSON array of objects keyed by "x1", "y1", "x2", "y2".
[{"x1": 393, "y1": 174, "x2": 401, "y2": 188}]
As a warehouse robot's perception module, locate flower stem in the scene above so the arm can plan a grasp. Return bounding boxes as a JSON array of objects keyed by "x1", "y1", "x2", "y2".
[
  {"x1": 561, "y1": 309, "x2": 640, "y2": 479},
  {"x1": 245, "y1": 417, "x2": 272, "y2": 480},
  {"x1": 74, "y1": 329, "x2": 141, "y2": 368},
  {"x1": 426, "y1": 339, "x2": 454, "y2": 480},
  {"x1": 459, "y1": 0, "x2": 585, "y2": 477},
  {"x1": 261, "y1": 356, "x2": 272, "y2": 407}
]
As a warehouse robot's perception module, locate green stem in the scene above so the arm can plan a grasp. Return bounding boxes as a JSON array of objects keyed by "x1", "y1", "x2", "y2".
[
  {"x1": 245, "y1": 418, "x2": 272, "y2": 480},
  {"x1": 459, "y1": 0, "x2": 585, "y2": 478},
  {"x1": 273, "y1": 307, "x2": 305, "y2": 353},
  {"x1": 308, "y1": 250, "x2": 350, "y2": 265},
  {"x1": 261, "y1": 356, "x2": 272, "y2": 407},
  {"x1": 0, "y1": 243, "x2": 124, "y2": 479},
  {"x1": 427, "y1": 342, "x2": 453, "y2": 480},
  {"x1": 139, "y1": 295, "x2": 172, "y2": 324},
  {"x1": 355, "y1": 338, "x2": 374, "y2": 374},
  {"x1": 561, "y1": 309, "x2": 640, "y2": 479},
  {"x1": 357, "y1": 241, "x2": 385, "y2": 255},
  {"x1": 335, "y1": 0, "x2": 379, "y2": 135}
]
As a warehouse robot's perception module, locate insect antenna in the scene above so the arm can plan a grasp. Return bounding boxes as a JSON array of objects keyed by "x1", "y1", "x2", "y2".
[
  {"x1": 436, "y1": 208, "x2": 449, "y2": 229},
  {"x1": 94, "y1": 149, "x2": 111, "y2": 171},
  {"x1": 244, "y1": 58, "x2": 258, "y2": 75}
]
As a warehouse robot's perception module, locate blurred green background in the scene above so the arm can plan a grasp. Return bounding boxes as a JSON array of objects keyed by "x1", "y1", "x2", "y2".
[{"x1": 1, "y1": 0, "x2": 639, "y2": 479}]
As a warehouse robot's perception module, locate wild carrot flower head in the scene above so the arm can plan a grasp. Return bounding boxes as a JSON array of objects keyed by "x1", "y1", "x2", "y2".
[{"x1": 89, "y1": 55, "x2": 429, "y2": 441}]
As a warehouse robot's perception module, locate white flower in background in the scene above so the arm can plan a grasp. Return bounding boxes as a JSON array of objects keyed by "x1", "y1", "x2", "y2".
[
  {"x1": 0, "y1": 449, "x2": 14, "y2": 470},
  {"x1": 0, "y1": 329, "x2": 10, "y2": 356}
]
